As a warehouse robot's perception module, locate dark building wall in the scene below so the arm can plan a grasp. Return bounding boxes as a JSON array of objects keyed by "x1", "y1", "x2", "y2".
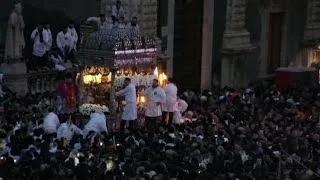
[
  {"x1": 173, "y1": 0, "x2": 203, "y2": 92},
  {"x1": 212, "y1": 0, "x2": 227, "y2": 84},
  {"x1": 285, "y1": 0, "x2": 308, "y2": 65},
  {"x1": 244, "y1": 0, "x2": 261, "y2": 81}
]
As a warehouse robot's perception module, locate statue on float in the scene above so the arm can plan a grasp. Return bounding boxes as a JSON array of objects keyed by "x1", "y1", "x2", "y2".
[{"x1": 4, "y1": 2, "x2": 25, "y2": 61}]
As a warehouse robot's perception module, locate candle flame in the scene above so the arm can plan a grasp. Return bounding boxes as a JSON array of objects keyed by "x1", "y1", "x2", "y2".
[
  {"x1": 137, "y1": 95, "x2": 146, "y2": 104},
  {"x1": 153, "y1": 67, "x2": 159, "y2": 77}
]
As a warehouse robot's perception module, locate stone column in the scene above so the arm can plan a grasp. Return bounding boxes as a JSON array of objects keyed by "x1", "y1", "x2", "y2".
[
  {"x1": 221, "y1": 0, "x2": 253, "y2": 88},
  {"x1": 166, "y1": 0, "x2": 174, "y2": 76},
  {"x1": 304, "y1": 0, "x2": 320, "y2": 41},
  {"x1": 200, "y1": 0, "x2": 214, "y2": 91}
]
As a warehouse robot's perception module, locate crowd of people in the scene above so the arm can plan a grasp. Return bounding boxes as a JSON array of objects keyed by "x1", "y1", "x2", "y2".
[{"x1": 0, "y1": 72, "x2": 320, "y2": 179}]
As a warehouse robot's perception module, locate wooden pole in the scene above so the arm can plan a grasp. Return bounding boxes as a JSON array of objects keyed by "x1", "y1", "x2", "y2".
[
  {"x1": 109, "y1": 68, "x2": 118, "y2": 131},
  {"x1": 277, "y1": 152, "x2": 281, "y2": 180},
  {"x1": 109, "y1": 68, "x2": 117, "y2": 113}
]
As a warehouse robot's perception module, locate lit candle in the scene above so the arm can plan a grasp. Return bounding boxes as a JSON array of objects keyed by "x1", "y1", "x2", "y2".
[
  {"x1": 140, "y1": 96, "x2": 146, "y2": 103},
  {"x1": 153, "y1": 67, "x2": 159, "y2": 77}
]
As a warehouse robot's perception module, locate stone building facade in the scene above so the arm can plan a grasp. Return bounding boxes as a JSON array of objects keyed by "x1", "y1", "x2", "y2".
[
  {"x1": 172, "y1": 0, "x2": 316, "y2": 90},
  {"x1": 167, "y1": 0, "x2": 320, "y2": 90},
  {"x1": 217, "y1": 0, "x2": 315, "y2": 88}
]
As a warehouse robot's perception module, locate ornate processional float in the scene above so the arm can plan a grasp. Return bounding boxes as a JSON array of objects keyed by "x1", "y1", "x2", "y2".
[{"x1": 77, "y1": 23, "x2": 168, "y2": 115}]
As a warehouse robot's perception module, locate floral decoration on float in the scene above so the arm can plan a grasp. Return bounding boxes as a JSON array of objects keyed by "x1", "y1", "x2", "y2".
[{"x1": 79, "y1": 104, "x2": 110, "y2": 115}]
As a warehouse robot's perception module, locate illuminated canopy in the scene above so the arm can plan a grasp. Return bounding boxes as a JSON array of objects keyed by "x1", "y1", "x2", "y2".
[
  {"x1": 77, "y1": 26, "x2": 160, "y2": 68},
  {"x1": 84, "y1": 27, "x2": 156, "y2": 52}
]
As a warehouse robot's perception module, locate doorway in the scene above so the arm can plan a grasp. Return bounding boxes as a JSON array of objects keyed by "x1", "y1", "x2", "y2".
[
  {"x1": 173, "y1": 0, "x2": 203, "y2": 91},
  {"x1": 268, "y1": 12, "x2": 284, "y2": 73}
]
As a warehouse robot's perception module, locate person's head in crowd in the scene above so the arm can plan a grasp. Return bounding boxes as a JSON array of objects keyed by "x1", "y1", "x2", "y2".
[
  {"x1": 65, "y1": 72, "x2": 73, "y2": 82},
  {"x1": 111, "y1": 15, "x2": 117, "y2": 24},
  {"x1": 116, "y1": 0, "x2": 121, "y2": 9},
  {"x1": 63, "y1": 25, "x2": 69, "y2": 34},
  {"x1": 152, "y1": 79, "x2": 159, "y2": 88},
  {"x1": 44, "y1": 22, "x2": 50, "y2": 30},
  {"x1": 13, "y1": 2, "x2": 22, "y2": 14},
  {"x1": 167, "y1": 77, "x2": 174, "y2": 84},
  {"x1": 131, "y1": 16, "x2": 138, "y2": 26},
  {"x1": 123, "y1": 78, "x2": 131, "y2": 88},
  {"x1": 48, "y1": 107, "x2": 55, "y2": 113},
  {"x1": 65, "y1": 114, "x2": 74, "y2": 125},
  {"x1": 69, "y1": 20, "x2": 75, "y2": 28},
  {"x1": 37, "y1": 23, "x2": 44, "y2": 31},
  {"x1": 99, "y1": 14, "x2": 106, "y2": 23},
  {"x1": 119, "y1": 16, "x2": 125, "y2": 24}
]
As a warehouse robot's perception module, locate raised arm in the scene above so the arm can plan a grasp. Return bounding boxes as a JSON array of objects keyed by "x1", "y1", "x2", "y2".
[
  {"x1": 30, "y1": 29, "x2": 37, "y2": 40},
  {"x1": 86, "y1": 17, "x2": 99, "y2": 23},
  {"x1": 73, "y1": 125, "x2": 83, "y2": 136},
  {"x1": 74, "y1": 29, "x2": 78, "y2": 43},
  {"x1": 56, "y1": 124, "x2": 64, "y2": 139},
  {"x1": 116, "y1": 85, "x2": 130, "y2": 96},
  {"x1": 56, "y1": 33, "x2": 63, "y2": 50}
]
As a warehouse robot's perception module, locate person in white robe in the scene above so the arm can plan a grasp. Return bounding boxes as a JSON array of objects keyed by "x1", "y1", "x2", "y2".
[
  {"x1": 57, "y1": 115, "x2": 82, "y2": 141},
  {"x1": 83, "y1": 112, "x2": 108, "y2": 137},
  {"x1": 5, "y1": 2, "x2": 25, "y2": 61},
  {"x1": 173, "y1": 97, "x2": 188, "y2": 124},
  {"x1": 108, "y1": 15, "x2": 119, "y2": 30},
  {"x1": 162, "y1": 78, "x2": 178, "y2": 124},
  {"x1": 30, "y1": 24, "x2": 47, "y2": 69},
  {"x1": 43, "y1": 22, "x2": 52, "y2": 52},
  {"x1": 126, "y1": 16, "x2": 140, "y2": 34},
  {"x1": 56, "y1": 26, "x2": 73, "y2": 62},
  {"x1": 116, "y1": 78, "x2": 137, "y2": 130},
  {"x1": 67, "y1": 21, "x2": 78, "y2": 51},
  {"x1": 143, "y1": 79, "x2": 166, "y2": 130},
  {"x1": 66, "y1": 21, "x2": 78, "y2": 64},
  {"x1": 42, "y1": 108, "x2": 60, "y2": 134},
  {"x1": 112, "y1": 0, "x2": 125, "y2": 20},
  {"x1": 86, "y1": 14, "x2": 110, "y2": 30}
]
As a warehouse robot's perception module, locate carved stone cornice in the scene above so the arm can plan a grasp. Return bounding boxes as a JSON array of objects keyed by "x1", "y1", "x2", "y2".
[
  {"x1": 223, "y1": 31, "x2": 252, "y2": 50},
  {"x1": 223, "y1": 0, "x2": 252, "y2": 50},
  {"x1": 304, "y1": 0, "x2": 320, "y2": 41},
  {"x1": 225, "y1": 0, "x2": 247, "y2": 33}
]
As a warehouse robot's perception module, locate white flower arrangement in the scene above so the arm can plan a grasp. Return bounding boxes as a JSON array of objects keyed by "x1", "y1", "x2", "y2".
[{"x1": 79, "y1": 104, "x2": 110, "y2": 115}]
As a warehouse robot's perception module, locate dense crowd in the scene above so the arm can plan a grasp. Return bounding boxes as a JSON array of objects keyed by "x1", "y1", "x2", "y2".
[{"x1": 0, "y1": 81, "x2": 320, "y2": 179}]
